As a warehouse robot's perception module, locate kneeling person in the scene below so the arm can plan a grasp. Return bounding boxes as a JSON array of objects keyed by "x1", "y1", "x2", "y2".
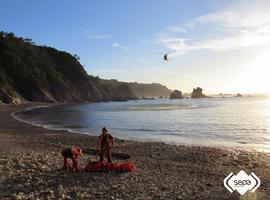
[{"x1": 62, "y1": 146, "x2": 82, "y2": 172}]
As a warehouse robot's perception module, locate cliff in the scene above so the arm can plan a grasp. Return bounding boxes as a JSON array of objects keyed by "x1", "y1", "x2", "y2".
[
  {"x1": 100, "y1": 79, "x2": 171, "y2": 98},
  {"x1": 0, "y1": 32, "x2": 108, "y2": 104},
  {"x1": 102, "y1": 82, "x2": 138, "y2": 101},
  {"x1": 0, "y1": 32, "x2": 172, "y2": 104}
]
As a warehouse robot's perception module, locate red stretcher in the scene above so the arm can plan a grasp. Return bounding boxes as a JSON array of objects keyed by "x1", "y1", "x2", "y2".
[{"x1": 84, "y1": 161, "x2": 136, "y2": 172}]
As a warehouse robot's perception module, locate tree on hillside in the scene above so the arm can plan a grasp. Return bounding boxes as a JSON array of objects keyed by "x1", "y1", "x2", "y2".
[{"x1": 74, "y1": 54, "x2": 80, "y2": 61}]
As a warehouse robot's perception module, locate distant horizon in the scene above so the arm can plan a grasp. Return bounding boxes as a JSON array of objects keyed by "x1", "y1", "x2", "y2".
[
  {"x1": 99, "y1": 77, "x2": 270, "y2": 96},
  {"x1": 1, "y1": 0, "x2": 270, "y2": 94}
]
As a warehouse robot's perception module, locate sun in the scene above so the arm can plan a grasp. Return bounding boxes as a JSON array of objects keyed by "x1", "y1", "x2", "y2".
[{"x1": 237, "y1": 51, "x2": 270, "y2": 94}]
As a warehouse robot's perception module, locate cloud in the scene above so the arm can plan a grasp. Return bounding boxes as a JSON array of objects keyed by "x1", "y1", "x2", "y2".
[
  {"x1": 188, "y1": 1, "x2": 270, "y2": 30},
  {"x1": 112, "y1": 42, "x2": 128, "y2": 51},
  {"x1": 159, "y1": 32, "x2": 270, "y2": 55},
  {"x1": 112, "y1": 43, "x2": 120, "y2": 47},
  {"x1": 158, "y1": 1, "x2": 270, "y2": 55},
  {"x1": 168, "y1": 26, "x2": 186, "y2": 33},
  {"x1": 88, "y1": 34, "x2": 112, "y2": 39}
]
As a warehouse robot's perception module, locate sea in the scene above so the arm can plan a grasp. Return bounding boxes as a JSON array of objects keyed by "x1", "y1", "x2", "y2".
[{"x1": 13, "y1": 97, "x2": 270, "y2": 152}]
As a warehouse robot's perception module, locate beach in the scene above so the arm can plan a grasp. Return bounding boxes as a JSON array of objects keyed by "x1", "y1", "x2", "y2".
[{"x1": 0, "y1": 103, "x2": 270, "y2": 200}]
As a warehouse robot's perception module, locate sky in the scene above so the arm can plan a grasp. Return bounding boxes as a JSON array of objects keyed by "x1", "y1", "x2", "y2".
[{"x1": 1, "y1": 0, "x2": 270, "y2": 94}]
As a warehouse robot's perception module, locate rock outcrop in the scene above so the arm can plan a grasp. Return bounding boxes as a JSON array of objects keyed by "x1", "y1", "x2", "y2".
[
  {"x1": 0, "y1": 86, "x2": 21, "y2": 104},
  {"x1": 169, "y1": 90, "x2": 183, "y2": 99},
  {"x1": 235, "y1": 93, "x2": 242, "y2": 97},
  {"x1": 191, "y1": 87, "x2": 206, "y2": 98}
]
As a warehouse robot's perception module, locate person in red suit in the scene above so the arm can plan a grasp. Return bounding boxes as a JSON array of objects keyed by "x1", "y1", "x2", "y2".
[
  {"x1": 62, "y1": 146, "x2": 82, "y2": 172},
  {"x1": 98, "y1": 127, "x2": 114, "y2": 163}
]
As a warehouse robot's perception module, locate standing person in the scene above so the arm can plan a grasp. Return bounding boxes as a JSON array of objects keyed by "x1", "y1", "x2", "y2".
[{"x1": 98, "y1": 127, "x2": 114, "y2": 163}]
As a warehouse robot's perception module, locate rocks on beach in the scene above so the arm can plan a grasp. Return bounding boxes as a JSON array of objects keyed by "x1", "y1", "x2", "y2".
[{"x1": 0, "y1": 87, "x2": 21, "y2": 105}]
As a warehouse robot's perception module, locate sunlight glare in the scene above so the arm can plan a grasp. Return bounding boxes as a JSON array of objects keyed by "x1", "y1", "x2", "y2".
[{"x1": 238, "y1": 51, "x2": 270, "y2": 94}]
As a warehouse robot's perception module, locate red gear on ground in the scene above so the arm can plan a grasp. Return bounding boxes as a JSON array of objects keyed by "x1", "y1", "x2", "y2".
[{"x1": 84, "y1": 161, "x2": 136, "y2": 172}]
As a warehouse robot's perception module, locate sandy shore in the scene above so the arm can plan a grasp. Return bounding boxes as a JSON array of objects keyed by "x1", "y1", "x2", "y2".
[{"x1": 0, "y1": 103, "x2": 270, "y2": 200}]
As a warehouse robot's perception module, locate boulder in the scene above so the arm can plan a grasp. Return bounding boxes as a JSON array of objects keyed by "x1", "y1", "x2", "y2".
[
  {"x1": 235, "y1": 93, "x2": 242, "y2": 97},
  {"x1": 191, "y1": 87, "x2": 206, "y2": 98},
  {"x1": 169, "y1": 90, "x2": 183, "y2": 99},
  {"x1": 0, "y1": 86, "x2": 21, "y2": 105}
]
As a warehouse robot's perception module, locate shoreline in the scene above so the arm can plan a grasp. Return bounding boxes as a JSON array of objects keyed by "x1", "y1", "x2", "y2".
[
  {"x1": 11, "y1": 102, "x2": 267, "y2": 154},
  {"x1": 1, "y1": 102, "x2": 270, "y2": 199}
]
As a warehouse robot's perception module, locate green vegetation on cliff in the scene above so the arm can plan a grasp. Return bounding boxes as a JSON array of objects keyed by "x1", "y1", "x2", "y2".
[
  {"x1": 0, "y1": 31, "x2": 107, "y2": 104},
  {"x1": 0, "y1": 31, "x2": 172, "y2": 104}
]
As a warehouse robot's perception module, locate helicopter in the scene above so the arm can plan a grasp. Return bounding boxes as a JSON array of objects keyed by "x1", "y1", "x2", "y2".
[{"x1": 163, "y1": 53, "x2": 169, "y2": 61}]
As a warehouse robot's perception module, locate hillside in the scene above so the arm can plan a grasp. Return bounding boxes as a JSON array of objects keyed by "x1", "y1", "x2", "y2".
[
  {"x1": 0, "y1": 32, "x2": 109, "y2": 104},
  {"x1": 100, "y1": 79, "x2": 171, "y2": 98},
  {"x1": 100, "y1": 80, "x2": 138, "y2": 101},
  {"x1": 0, "y1": 31, "x2": 171, "y2": 104}
]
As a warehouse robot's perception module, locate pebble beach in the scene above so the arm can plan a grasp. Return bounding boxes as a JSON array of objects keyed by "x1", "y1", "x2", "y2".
[{"x1": 0, "y1": 103, "x2": 270, "y2": 200}]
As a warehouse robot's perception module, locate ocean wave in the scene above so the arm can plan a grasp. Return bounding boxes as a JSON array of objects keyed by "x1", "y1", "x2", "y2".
[
  {"x1": 115, "y1": 127, "x2": 176, "y2": 132},
  {"x1": 23, "y1": 105, "x2": 49, "y2": 111},
  {"x1": 122, "y1": 103, "x2": 215, "y2": 111},
  {"x1": 12, "y1": 113, "x2": 94, "y2": 136},
  {"x1": 12, "y1": 107, "x2": 94, "y2": 137}
]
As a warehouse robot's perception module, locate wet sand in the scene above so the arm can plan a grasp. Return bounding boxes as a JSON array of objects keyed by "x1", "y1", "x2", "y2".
[{"x1": 0, "y1": 103, "x2": 270, "y2": 200}]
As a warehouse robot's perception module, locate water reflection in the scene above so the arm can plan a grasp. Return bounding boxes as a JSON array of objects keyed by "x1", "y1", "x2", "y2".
[{"x1": 15, "y1": 97, "x2": 270, "y2": 152}]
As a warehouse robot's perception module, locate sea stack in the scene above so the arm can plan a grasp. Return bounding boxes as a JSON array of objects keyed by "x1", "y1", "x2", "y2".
[
  {"x1": 169, "y1": 90, "x2": 183, "y2": 99},
  {"x1": 191, "y1": 87, "x2": 206, "y2": 98},
  {"x1": 235, "y1": 93, "x2": 242, "y2": 97}
]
